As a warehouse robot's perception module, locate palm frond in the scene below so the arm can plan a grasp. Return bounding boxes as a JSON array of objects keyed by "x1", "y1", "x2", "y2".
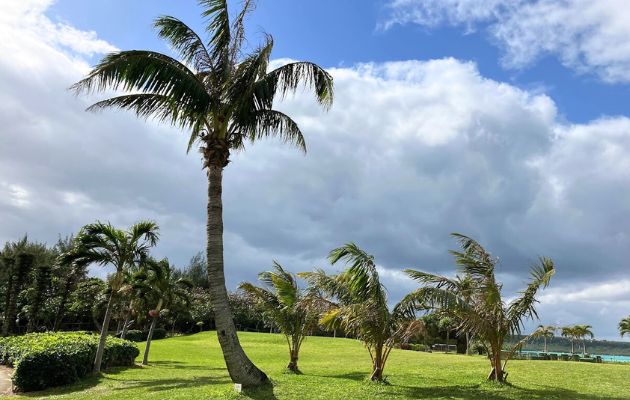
[
  {"x1": 154, "y1": 16, "x2": 212, "y2": 71},
  {"x1": 256, "y1": 62, "x2": 334, "y2": 110}
]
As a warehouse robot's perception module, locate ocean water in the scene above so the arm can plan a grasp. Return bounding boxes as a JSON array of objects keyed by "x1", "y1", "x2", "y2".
[{"x1": 519, "y1": 350, "x2": 630, "y2": 363}]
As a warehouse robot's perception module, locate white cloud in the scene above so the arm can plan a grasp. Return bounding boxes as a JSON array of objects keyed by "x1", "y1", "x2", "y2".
[
  {"x1": 386, "y1": 0, "x2": 630, "y2": 83},
  {"x1": 2, "y1": 0, "x2": 630, "y2": 340}
]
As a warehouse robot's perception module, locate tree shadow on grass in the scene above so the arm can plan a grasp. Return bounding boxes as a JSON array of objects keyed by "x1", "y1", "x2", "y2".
[
  {"x1": 392, "y1": 383, "x2": 630, "y2": 400},
  {"x1": 20, "y1": 375, "x2": 103, "y2": 398},
  {"x1": 311, "y1": 371, "x2": 367, "y2": 382},
  {"x1": 148, "y1": 360, "x2": 225, "y2": 371},
  {"x1": 108, "y1": 375, "x2": 231, "y2": 392},
  {"x1": 240, "y1": 381, "x2": 278, "y2": 400}
]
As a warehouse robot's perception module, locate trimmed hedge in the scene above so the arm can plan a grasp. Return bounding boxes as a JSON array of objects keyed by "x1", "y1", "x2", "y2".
[
  {"x1": 0, "y1": 332, "x2": 139, "y2": 392},
  {"x1": 124, "y1": 327, "x2": 167, "y2": 342}
]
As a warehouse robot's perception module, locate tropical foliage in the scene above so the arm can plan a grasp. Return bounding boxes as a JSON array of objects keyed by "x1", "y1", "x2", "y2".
[
  {"x1": 402, "y1": 233, "x2": 555, "y2": 382},
  {"x1": 239, "y1": 262, "x2": 319, "y2": 372},
  {"x1": 300, "y1": 243, "x2": 423, "y2": 381},
  {"x1": 72, "y1": 0, "x2": 333, "y2": 387},
  {"x1": 0, "y1": 332, "x2": 138, "y2": 392},
  {"x1": 133, "y1": 258, "x2": 191, "y2": 365},
  {"x1": 60, "y1": 221, "x2": 159, "y2": 372},
  {"x1": 620, "y1": 316, "x2": 630, "y2": 338}
]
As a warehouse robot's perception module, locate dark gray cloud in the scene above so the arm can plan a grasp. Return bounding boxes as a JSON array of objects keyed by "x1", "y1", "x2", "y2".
[{"x1": 1, "y1": 1, "x2": 630, "y2": 339}]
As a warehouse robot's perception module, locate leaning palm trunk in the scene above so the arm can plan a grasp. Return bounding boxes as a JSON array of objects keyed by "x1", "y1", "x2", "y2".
[
  {"x1": 94, "y1": 291, "x2": 115, "y2": 373},
  {"x1": 143, "y1": 299, "x2": 162, "y2": 365},
  {"x1": 206, "y1": 166, "x2": 268, "y2": 386},
  {"x1": 120, "y1": 300, "x2": 134, "y2": 339}
]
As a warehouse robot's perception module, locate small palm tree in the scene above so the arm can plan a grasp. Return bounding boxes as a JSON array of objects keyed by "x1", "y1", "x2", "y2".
[
  {"x1": 573, "y1": 324, "x2": 594, "y2": 354},
  {"x1": 134, "y1": 258, "x2": 191, "y2": 365},
  {"x1": 403, "y1": 233, "x2": 554, "y2": 382},
  {"x1": 300, "y1": 244, "x2": 423, "y2": 381},
  {"x1": 619, "y1": 316, "x2": 630, "y2": 338},
  {"x1": 239, "y1": 261, "x2": 318, "y2": 373},
  {"x1": 72, "y1": 0, "x2": 333, "y2": 386},
  {"x1": 532, "y1": 325, "x2": 556, "y2": 353},
  {"x1": 561, "y1": 326, "x2": 577, "y2": 354},
  {"x1": 61, "y1": 221, "x2": 159, "y2": 373}
]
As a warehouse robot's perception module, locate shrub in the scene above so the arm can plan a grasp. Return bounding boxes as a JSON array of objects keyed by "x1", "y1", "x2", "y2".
[
  {"x1": 152, "y1": 327, "x2": 167, "y2": 340},
  {"x1": 125, "y1": 330, "x2": 147, "y2": 342},
  {"x1": 0, "y1": 332, "x2": 139, "y2": 392}
]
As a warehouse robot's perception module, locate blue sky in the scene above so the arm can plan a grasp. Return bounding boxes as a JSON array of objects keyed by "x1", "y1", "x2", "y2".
[
  {"x1": 2, "y1": 0, "x2": 630, "y2": 339},
  {"x1": 48, "y1": 0, "x2": 630, "y2": 123}
]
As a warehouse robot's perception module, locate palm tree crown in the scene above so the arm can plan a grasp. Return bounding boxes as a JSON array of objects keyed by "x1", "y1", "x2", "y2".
[{"x1": 620, "y1": 316, "x2": 630, "y2": 338}]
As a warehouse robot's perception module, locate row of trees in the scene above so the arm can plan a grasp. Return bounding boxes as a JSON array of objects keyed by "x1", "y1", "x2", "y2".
[
  {"x1": 533, "y1": 324, "x2": 595, "y2": 353},
  {"x1": 240, "y1": 234, "x2": 556, "y2": 383}
]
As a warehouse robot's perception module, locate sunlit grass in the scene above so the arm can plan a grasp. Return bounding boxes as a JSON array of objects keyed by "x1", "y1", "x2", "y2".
[{"x1": 9, "y1": 331, "x2": 630, "y2": 399}]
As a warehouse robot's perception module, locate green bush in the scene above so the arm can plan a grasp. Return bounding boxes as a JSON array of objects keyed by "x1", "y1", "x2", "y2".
[
  {"x1": 125, "y1": 330, "x2": 147, "y2": 342},
  {"x1": 125, "y1": 328, "x2": 167, "y2": 342},
  {"x1": 152, "y1": 328, "x2": 167, "y2": 340},
  {"x1": 0, "y1": 332, "x2": 139, "y2": 392}
]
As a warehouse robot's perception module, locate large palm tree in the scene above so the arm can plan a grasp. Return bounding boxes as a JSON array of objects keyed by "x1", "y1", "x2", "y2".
[
  {"x1": 60, "y1": 221, "x2": 159, "y2": 373},
  {"x1": 300, "y1": 244, "x2": 423, "y2": 381},
  {"x1": 72, "y1": 0, "x2": 333, "y2": 387},
  {"x1": 403, "y1": 233, "x2": 554, "y2": 382},
  {"x1": 239, "y1": 261, "x2": 318, "y2": 373},
  {"x1": 532, "y1": 325, "x2": 556, "y2": 353},
  {"x1": 135, "y1": 258, "x2": 191, "y2": 365},
  {"x1": 620, "y1": 316, "x2": 630, "y2": 338},
  {"x1": 573, "y1": 324, "x2": 594, "y2": 354}
]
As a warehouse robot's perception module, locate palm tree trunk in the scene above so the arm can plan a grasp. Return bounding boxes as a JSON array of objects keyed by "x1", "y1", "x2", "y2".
[
  {"x1": 465, "y1": 332, "x2": 470, "y2": 355},
  {"x1": 446, "y1": 330, "x2": 450, "y2": 353},
  {"x1": 94, "y1": 291, "x2": 115, "y2": 373},
  {"x1": 143, "y1": 318, "x2": 158, "y2": 365},
  {"x1": 544, "y1": 337, "x2": 548, "y2": 353},
  {"x1": 121, "y1": 300, "x2": 133, "y2": 339},
  {"x1": 370, "y1": 342, "x2": 384, "y2": 381},
  {"x1": 206, "y1": 165, "x2": 268, "y2": 387}
]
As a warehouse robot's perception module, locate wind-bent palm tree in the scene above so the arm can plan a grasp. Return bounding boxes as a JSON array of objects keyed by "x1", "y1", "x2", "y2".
[
  {"x1": 573, "y1": 324, "x2": 594, "y2": 354},
  {"x1": 239, "y1": 261, "x2": 318, "y2": 373},
  {"x1": 561, "y1": 326, "x2": 577, "y2": 354},
  {"x1": 300, "y1": 244, "x2": 423, "y2": 381},
  {"x1": 532, "y1": 325, "x2": 556, "y2": 353},
  {"x1": 61, "y1": 221, "x2": 159, "y2": 373},
  {"x1": 135, "y1": 258, "x2": 191, "y2": 365},
  {"x1": 72, "y1": 0, "x2": 333, "y2": 387},
  {"x1": 402, "y1": 233, "x2": 554, "y2": 382},
  {"x1": 620, "y1": 316, "x2": 630, "y2": 338}
]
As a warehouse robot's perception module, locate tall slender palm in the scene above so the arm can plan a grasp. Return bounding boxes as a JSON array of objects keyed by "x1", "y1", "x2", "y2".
[
  {"x1": 239, "y1": 262, "x2": 318, "y2": 372},
  {"x1": 402, "y1": 233, "x2": 554, "y2": 382},
  {"x1": 438, "y1": 316, "x2": 454, "y2": 353},
  {"x1": 573, "y1": 324, "x2": 594, "y2": 354},
  {"x1": 300, "y1": 244, "x2": 423, "y2": 381},
  {"x1": 561, "y1": 326, "x2": 577, "y2": 353},
  {"x1": 532, "y1": 325, "x2": 556, "y2": 353},
  {"x1": 134, "y1": 258, "x2": 191, "y2": 365},
  {"x1": 620, "y1": 316, "x2": 630, "y2": 338},
  {"x1": 72, "y1": 0, "x2": 333, "y2": 387},
  {"x1": 60, "y1": 221, "x2": 159, "y2": 373}
]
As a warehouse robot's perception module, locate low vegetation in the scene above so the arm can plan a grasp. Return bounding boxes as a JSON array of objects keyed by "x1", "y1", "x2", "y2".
[
  {"x1": 0, "y1": 332, "x2": 138, "y2": 392},
  {"x1": 11, "y1": 331, "x2": 630, "y2": 400}
]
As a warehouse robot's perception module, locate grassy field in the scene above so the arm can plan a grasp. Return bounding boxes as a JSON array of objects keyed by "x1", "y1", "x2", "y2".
[{"x1": 6, "y1": 331, "x2": 630, "y2": 400}]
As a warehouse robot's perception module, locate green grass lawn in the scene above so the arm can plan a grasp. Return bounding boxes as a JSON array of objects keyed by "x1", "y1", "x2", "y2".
[{"x1": 7, "y1": 331, "x2": 630, "y2": 400}]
